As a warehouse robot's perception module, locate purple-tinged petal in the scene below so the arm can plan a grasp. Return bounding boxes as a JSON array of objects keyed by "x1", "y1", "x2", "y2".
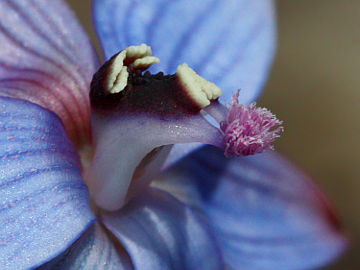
[
  {"x1": 0, "y1": 97, "x2": 95, "y2": 270},
  {"x1": 93, "y1": 0, "x2": 276, "y2": 104},
  {"x1": 155, "y1": 147, "x2": 348, "y2": 270},
  {"x1": 102, "y1": 188, "x2": 224, "y2": 270},
  {"x1": 39, "y1": 223, "x2": 132, "y2": 270},
  {"x1": 0, "y1": 0, "x2": 99, "y2": 144}
]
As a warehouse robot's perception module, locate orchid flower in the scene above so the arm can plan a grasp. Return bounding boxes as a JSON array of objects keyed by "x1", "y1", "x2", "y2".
[{"x1": 0, "y1": 0, "x2": 346, "y2": 270}]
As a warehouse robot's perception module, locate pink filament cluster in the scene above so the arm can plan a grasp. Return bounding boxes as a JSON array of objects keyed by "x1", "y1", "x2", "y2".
[{"x1": 221, "y1": 91, "x2": 283, "y2": 157}]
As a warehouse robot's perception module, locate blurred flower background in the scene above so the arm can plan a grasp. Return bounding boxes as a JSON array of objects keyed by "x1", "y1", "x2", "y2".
[{"x1": 67, "y1": 0, "x2": 359, "y2": 269}]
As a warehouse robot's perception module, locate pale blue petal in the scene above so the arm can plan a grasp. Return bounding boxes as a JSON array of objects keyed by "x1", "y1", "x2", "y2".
[
  {"x1": 102, "y1": 188, "x2": 224, "y2": 270},
  {"x1": 0, "y1": 0, "x2": 99, "y2": 143},
  {"x1": 0, "y1": 97, "x2": 95, "y2": 270},
  {"x1": 155, "y1": 147, "x2": 347, "y2": 270},
  {"x1": 93, "y1": 0, "x2": 276, "y2": 104},
  {"x1": 39, "y1": 223, "x2": 132, "y2": 270}
]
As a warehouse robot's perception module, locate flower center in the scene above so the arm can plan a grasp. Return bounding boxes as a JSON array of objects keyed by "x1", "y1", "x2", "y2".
[{"x1": 86, "y1": 44, "x2": 283, "y2": 211}]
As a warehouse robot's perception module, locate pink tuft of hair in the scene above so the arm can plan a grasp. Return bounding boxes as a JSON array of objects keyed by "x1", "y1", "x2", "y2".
[{"x1": 220, "y1": 90, "x2": 283, "y2": 157}]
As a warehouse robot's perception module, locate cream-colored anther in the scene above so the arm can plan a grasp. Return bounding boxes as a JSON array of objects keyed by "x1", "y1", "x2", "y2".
[
  {"x1": 131, "y1": 56, "x2": 160, "y2": 70},
  {"x1": 126, "y1": 44, "x2": 160, "y2": 70},
  {"x1": 176, "y1": 63, "x2": 222, "y2": 108},
  {"x1": 126, "y1": 44, "x2": 152, "y2": 59},
  {"x1": 106, "y1": 44, "x2": 160, "y2": 94},
  {"x1": 107, "y1": 51, "x2": 128, "y2": 94}
]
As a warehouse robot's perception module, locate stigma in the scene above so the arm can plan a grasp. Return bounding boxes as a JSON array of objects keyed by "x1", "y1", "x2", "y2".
[
  {"x1": 87, "y1": 44, "x2": 283, "y2": 211},
  {"x1": 221, "y1": 90, "x2": 283, "y2": 157}
]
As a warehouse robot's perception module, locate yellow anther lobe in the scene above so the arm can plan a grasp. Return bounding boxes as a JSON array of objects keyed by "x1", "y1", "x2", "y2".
[{"x1": 176, "y1": 63, "x2": 222, "y2": 108}]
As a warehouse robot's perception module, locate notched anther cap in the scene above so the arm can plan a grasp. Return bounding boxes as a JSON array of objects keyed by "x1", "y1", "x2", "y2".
[
  {"x1": 91, "y1": 44, "x2": 160, "y2": 95},
  {"x1": 176, "y1": 63, "x2": 222, "y2": 108}
]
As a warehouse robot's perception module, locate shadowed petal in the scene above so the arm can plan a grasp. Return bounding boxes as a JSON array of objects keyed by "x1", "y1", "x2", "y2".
[
  {"x1": 0, "y1": 0, "x2": 99, "y2": 144},
  {"x1": 93, "y1": 0, "x2": 276, "y2": 104},
  {"x1": 39, "y1": 223, "x2": 132, "y2": 270},
  {"x1": 0, "y1": 97, "x2": 95, "y2": 270},
  {"x1": 102, "y1": 188, "x2": 224, "y2": 270},
  {"x1": 155, "y1": 146, "x2": 347, "y2": 270}
]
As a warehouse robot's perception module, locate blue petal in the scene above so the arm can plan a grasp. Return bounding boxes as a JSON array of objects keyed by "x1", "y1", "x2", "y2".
[
  {"x1": 102, "y1": 188, "x2": 224, "y2": 270},
  {"x1": 0, "y1": 97, "x2": 95, "y2": 270},
  {"x1": 93, "y1": 0, "x2": 276, "y2": 104},
  {"x1": 155, "y1": 147, "x2": 347, "y2": 270},
  {"x1": 0, "y1": 0, "x2": 99, "y2": 143},
  {"x1": 39, "y1": 223, "x2": 132, "y2": 270}
]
